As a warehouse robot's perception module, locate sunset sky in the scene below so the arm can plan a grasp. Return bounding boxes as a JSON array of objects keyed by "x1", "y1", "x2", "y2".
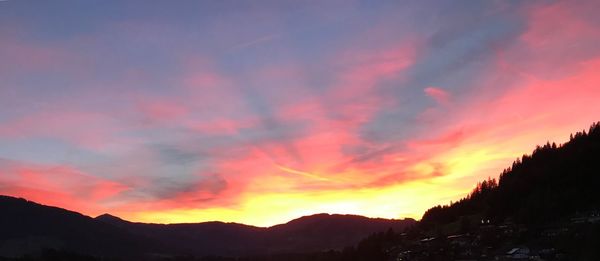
[{"x1": 1, "y1": 0, "x2": 600, "y2": 227}]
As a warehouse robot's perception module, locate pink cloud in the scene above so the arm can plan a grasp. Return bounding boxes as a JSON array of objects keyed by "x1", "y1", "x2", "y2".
[
  {"x1": 136, "y1": 100, "x2": 189, "y2": 123},
  {"x1": 0, "y1": 110, "x2": 125, "y2": 151},
  {"x1": 510, "y1": 1, "x2": 600, "y2": 79},
  {"x1": 424, "y1": 87, "x2": 450, "y2": 105},
  {"x1": 334, "y1": 45, "x2": 415, "y2": 95},
  {"x1": 0, "y1": 162, "x2": 129, "y2": 216},
  {"x1": 186, "y1": 118, "x2": 254, "y2": 135}
]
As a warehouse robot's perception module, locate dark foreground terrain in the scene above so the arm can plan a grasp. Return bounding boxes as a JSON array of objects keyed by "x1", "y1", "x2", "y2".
[
  {"x1": 2, "y1": 122, "x2": 600, "y2": 260},
  {"x1": 0, "y1": 196, "x2": 414, "y2": 260}
]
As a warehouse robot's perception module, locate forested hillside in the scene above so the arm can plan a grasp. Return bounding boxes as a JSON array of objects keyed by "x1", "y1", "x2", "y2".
[{"x1": 421, "y1": 122, "x2": 600, "y2": 227}]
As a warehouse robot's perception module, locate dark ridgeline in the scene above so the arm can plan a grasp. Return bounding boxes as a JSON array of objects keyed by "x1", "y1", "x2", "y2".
[
  {"x1": 0, "y1": 195, "x2": 166, "y2": 259},
  {"x1": 94, "y1": 213, "x2": 267, "y2": 256},
  {"x1": 94, "y1": 212, "x2": 414, "y2": 256},
  {"x1": 2, "y1": 122, "x2": 600, "y2": 261},
  {"x1": 0, "y1": 197, "x2": 414, "y2": 260}
]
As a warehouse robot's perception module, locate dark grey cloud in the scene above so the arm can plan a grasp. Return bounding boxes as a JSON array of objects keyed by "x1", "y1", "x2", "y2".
[
  {"x1": 141, "y1": 173, "x2": 228, "y2": 201},
  {"x1": 151, "y1": 143, "x2": 204, "y2": 165}
]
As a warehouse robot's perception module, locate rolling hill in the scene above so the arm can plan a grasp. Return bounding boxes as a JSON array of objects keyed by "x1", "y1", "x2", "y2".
[{"x1": 0, "y1": 196, "x2": 415, "y2": 259}]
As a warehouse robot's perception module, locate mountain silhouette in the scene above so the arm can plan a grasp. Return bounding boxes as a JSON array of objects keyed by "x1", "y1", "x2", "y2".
[
  {"x1": 94, "y1": 211, "x2": 415, "y2": 256},
  {"x1": 0, "y1": 196, "x2": 415, "y2": 259},
  {"x1": 0, "y1": 196, "x2": 165, "y2": 259}
]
